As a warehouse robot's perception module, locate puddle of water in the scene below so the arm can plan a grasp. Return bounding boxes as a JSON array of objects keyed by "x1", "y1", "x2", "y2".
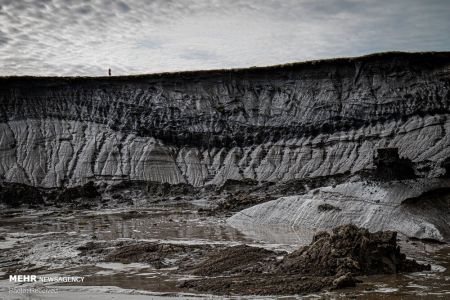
[
  {"x1": 0, "y1": 204, "x2": 449, "y2": 299},
  {"x1": 0, "y1": 207, "x2": 250, "y2": 245}
]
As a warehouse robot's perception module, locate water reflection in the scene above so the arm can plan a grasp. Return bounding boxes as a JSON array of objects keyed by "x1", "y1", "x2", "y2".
[
  {"x1": 0, "y1": 206, "x2": 449, "y2": 299},
  {"x1": 1, "y1": 208, "x2": 250, "y2": 244}
]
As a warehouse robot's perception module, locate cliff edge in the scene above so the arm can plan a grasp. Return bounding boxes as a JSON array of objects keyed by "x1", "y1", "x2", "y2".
[{"x1": 1, "y1": 52, "x2": 449, "y2": 187}]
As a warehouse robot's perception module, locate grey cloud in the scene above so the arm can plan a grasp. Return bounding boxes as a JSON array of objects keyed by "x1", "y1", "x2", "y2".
[
  {"x1": 0, "y1": 30, "x2": 10, "y2": 46},
  {"x1": 180, "y1": 49, "x2": 219, "y2": 61},
  {"x1": 0, "y1": 0, "x2": 448, "y2": 76},
  {"x1": 116, "y1": 1, "x2": 130, "y2": 12},
  {"x1": 76, "y1": 5, "x2": 93, "y2": 15}
]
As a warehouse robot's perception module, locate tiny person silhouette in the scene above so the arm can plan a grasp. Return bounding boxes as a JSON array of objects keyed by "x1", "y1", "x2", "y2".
[{"x1": 108, "y1": 68, "x2": 111, "y2": 76}]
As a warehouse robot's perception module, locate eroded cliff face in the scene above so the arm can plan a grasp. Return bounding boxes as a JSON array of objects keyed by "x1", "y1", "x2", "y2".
[{"x1": 1, "y1": 52, "x2": 450, "y2": 187}]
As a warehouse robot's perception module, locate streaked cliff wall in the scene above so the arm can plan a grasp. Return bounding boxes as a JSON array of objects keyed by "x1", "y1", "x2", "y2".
[{"x1": 1, "y1": 52, "x2": 449, "y2": 187}]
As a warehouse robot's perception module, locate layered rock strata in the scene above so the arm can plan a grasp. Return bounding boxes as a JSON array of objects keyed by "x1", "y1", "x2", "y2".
[{"x1": 1, "y1": 52, "x2": 450, "y2": 187}]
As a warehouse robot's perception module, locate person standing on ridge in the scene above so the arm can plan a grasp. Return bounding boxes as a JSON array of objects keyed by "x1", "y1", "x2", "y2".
[{"x1": 108, "y1": 68, "x2": 111, "y2": 76}]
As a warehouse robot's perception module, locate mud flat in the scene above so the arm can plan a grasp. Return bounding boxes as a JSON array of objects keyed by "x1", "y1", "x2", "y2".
[
  {"x1": 0, "y1": 202, "x2": 448, "y2": 299},
  {"x1": 177, "y1": 224, "x2": 430, "y2": 295}
]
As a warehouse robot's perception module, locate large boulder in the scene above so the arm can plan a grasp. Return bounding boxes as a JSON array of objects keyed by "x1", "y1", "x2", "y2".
[{"x1": 277, "y1": 224, "x2": 430, "y2": 276}]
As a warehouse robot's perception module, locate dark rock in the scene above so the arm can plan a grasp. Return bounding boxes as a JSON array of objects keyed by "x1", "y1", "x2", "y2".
[
  {"x1": 312, "y1": 231, "x2": 331, "y2": 243},
  {"x1": 318, "y1": 203, "x2": 341, "y2": 212},
  {"x1": 372, "y1": 148, "x2": 416, "y2": 180},
  {"x1": 441, "y1": 157, "x2": 450, "y2": 177},
  {"x1": 55, "y1": 181, "x2": 101, "y2": 202},
  {"x1": 181, "y1": 274, "x2": 335, "y2": 296},
  {"x1": 107, "y1": 180, "x2": 198, "y2": 198},
  {"x1": 188, "y1": 245, "x2": 278, "y2": 276},
  {"x1": 182, "y1": 225, "x2": 430, "y2": 295},
  {"x1": 211, "y1": 193, "x2": 276, "y2": 214},
  {"x1": 0, "y1": 182, "x2": 45, "y2": 208},
  {"x1": 102, "y1": 242, "x2": 211, "y2": 269},
  {"x1": 218, "y1": 179, "x2": 258, "y2": 193},
  {"x1": 277, "y1": 224, "x2": 430, "y2": 276},
  {"x1": 332, "y1": 273, "x2": 361, "y2": 289},
  {"x1": 111, "y1": 193, "x2": 123, "y2": 200}
]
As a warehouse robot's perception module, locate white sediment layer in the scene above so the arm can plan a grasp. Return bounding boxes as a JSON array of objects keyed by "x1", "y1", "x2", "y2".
[
  {"x1": 228, "y1": 179, "x2": 450, "y2": 241},
  {"x1": 1, "y1": 115, "x2": 450, "y2": 187}
]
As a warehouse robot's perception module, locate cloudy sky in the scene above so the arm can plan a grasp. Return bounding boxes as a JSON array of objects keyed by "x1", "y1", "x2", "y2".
[{"x1": 1, "y1": 0, "x2": 449, "y2": 76}]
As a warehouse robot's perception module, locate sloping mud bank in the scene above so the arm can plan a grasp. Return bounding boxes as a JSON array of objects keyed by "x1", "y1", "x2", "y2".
[
  {"x1": 73, "y1": 225, "x2": 430, "y2": 296},
  {"x1": 0, "y1": 205, "x2": 448, "y2": 299},
  {"x1": 178, "y1": 225, "x2": 429, "y2": 295},
  {"x1": 228, "y1": 178, "x2": 450, "y2": 242}
]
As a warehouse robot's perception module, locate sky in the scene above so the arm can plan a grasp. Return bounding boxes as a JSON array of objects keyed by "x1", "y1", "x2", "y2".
[{"x1": 0, "y1": 0, "x2": 449, "y2": 76}]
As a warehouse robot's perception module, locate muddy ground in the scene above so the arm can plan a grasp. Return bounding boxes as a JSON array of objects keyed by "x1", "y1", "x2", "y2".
[
  {"x1": 0, "y1": 162, "x2": 449, "y2": 298},
  {"x1": 0, "y1": 204, "x2": 449, "y2": 299},
  {"x1": 72, "y1": 224, "x2": 429, "y2": 296},
  {"x1": 0, "y1": 171, "x2": 359, "y2": 213}
]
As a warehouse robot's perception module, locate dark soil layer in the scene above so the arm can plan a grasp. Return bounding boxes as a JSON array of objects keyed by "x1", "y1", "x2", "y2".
[
  {"x1": 181, "y1": 225, "x2": 430, "y2": 295},
  {"x1": 0, "y1": 148, "x2": 429, "y2": 210},
  {"x1": 199, "y1": 193, "x2": 276, "y2": 215},
  {"x1": 179, "y1": 274, "x2": 338, "y2": 295},
  {"x1": 78, "y1": 241, "x2": 213, "y2": 270},
  {"x1": 2, "y1": 52, "x2": 449, "y2": 149},
  {"x1": 277, "y1": 224, "x2": 429, "y2": 276},
  {"x1": 79, "y1": 224, "x2": 430, "y2": 296},
  {"x1": 0, "y1": 181, "x2": 101, "y2": 209},
  {"x1": 187, "y1": 245, "x2": 279, "y2": 276},
  {"x1": 106, "y1": 180, "x2": 199, "y2": 197},
  {"x1": 0, "y1": 180, "x2": 196, "y2": 209},
  {"x1": 0, "y1": 174, "x2": 348, "y2": 211}
]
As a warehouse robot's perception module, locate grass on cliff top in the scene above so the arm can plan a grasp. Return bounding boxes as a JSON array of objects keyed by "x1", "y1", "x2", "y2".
[{"x1": 1, "y1": 51, "x2": 449, "y2": 82}]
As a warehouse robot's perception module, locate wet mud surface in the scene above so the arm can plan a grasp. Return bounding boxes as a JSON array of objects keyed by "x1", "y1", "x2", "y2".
[{"x1": 0, "y1": 203, "x2": 449, "y2": 299}]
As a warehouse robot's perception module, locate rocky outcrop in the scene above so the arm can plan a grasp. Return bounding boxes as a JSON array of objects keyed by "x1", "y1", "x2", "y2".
[
  {"x1": 0, "y1": 181, "x2": 103, "y2": 209},
  {"x1": 372, "y1": 148, "x2": 416, "y2": 180},
  {"x1": 180, "y1": 225, "x2": 430, "y2": 295},
  {"x1": 78, "y1": 225, "x2": 429, "y2": 296},
  {"x1": 1, "y1": 52, "x2": 450, "y2": 187},
  {"x1": 277, "y1": 224, "x2": 430, "y2": 276},
  {"x1": 228, "y1": 178, "x2": 450, "y2": 241}
]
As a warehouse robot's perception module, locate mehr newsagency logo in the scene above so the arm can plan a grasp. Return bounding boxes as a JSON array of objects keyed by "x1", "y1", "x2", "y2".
[{"x1": 9, "y1": 274, "x2": 85, "y2": 283}]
